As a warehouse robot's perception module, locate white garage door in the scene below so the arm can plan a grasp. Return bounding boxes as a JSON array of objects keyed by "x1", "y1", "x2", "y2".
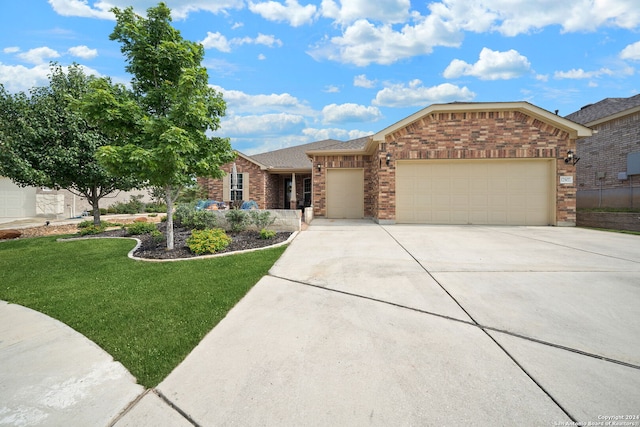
[
  {"x1": 396, "y1": 160, "x2": 554, "y2": 225},
  {"x1": 326, "y1": 169, "x2": 364, "y2": 219},
  {"x1": 0, "y1": 177, "x2": 37, "y2": 219}
]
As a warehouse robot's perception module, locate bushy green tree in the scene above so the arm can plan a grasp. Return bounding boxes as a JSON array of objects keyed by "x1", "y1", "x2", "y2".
[
  {"x1": 80, "y1": 2, "x2": 235, "y2": 249},
  {"x1": 0, "y1": 64, "x2": 140, "y2": 225}
]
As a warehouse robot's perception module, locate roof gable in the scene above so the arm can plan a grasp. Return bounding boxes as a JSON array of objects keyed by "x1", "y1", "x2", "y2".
[
  {"x1": 564, "y1": 94, "x2": 640, "y2": 125},
  {"x1": 373, "y1": 102, "x2": 592, "y2": 143}
]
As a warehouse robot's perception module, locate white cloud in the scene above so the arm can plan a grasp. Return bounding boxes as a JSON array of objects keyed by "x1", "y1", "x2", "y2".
[
  {"x1": 220, "y1": 113, "x2": 306, "y2": 136},
  {"x1": 17, "y1": 47, "x2": 60, "y2": 65},
  {"x1": 427, "y1": 0, "x2": 640, "y2": 36},
  {"x1": 48, "y1": 0, "x2": 113, "y2": 19},
  {"x1": 554, "y1": 68, "x2": 614, "y2": 79},
  {"x1": 324, "y1": 85, "x2": 340, "y2": 93},
  {"x1": 201, "y1": 32, "x2": 232, "y2": 52},
  {"x1": 200, "y1": 32, "x2": 282, "y2": 52},
  {"x1": 258, "y1": 54, "x2": 267, "y2": 60},
  {"x1": 0, "y1": 63, "x2": 101, "y2": 93},
  {"x1": 373, "y1": 80, "x2": 475, "y2": 107},
  {"x1": 48, "y1": 0, "x2": 244, "y2": 20},
  {"x1": 354, "y1": 74, "x2": 376, "y2": 88},
  {"x1": 309, "y1": 16, "x2": 462, "y2": 66},
  {"x1": 322, "y1": 103, "x2": 382, "y2": 124},
  {"x1": 620, "y1": 41, "x2": 640, "y2": 61},
  {"x1": 68, "y1": 45, "x2": 98, "y2": 59},
  {"x1": 249, "y1": 0, "x2": 317, "y2": 27},
  {"x1": 443, "y1": 48, "x2": 531, "y2": 80},
  {"x1": 303, "y1": 127, "x2": 372, "y2": 141},
  {"x1": 211, "y1": 85, "x2": 315, "y2": 115},
  {"x1": 239, "y1": 33, "x2": 283, "y2": 48},
  {"x1": 0, "y1": 63, "x2": 51, "y2": 92},
  {"x1": 320, "y1": 0, "x2": 410, "y2": 25},
  {"x1": 3, "y1": 47, "x2": 20, "y2": 54}
]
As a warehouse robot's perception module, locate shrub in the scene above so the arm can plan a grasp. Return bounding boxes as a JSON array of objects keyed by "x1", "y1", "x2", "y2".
[
  {"x1": 174, "y1": 203, "x2": 217, "y2": 229},
  {"x1": 186, "y1": 228, "x2": 231, "y2": 255},
  {"x1": 259, "y1": 228, "x2": 276, "y2": 240},
  {"x1": 77, "y1": 220, "x2": 119, "y2": 229},
  {"x1": 226, "y1": 209, "x2": 249, "y2": 232},
  {"x1": 190, "y1": 210, "x2": 218, "y2": 230},
  {"x1": 124, "y1": 222, "x2": 158, "y2": 235},
  {"x1": 150, "y1": 230, "x2": 164, "y2": 243},
  {"x1": 79, "y1": 225, "x2": 106, "y2": 235},
  {"x1": 100, "y1": 208, "x2": 107, "y2": 215},
  {"x1": 145, "y1": 202, "x2": 167, "y2": 213},
  {"x1": 249, "y1": 210, "x2": 276, "y2": 230},
  {"x1": 174, "y1": 202, "x2": 196, "y2": 227}
]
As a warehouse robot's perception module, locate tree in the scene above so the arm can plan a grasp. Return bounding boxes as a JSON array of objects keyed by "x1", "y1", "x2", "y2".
[
  {"x1": 0, "y1": 64, "x2": 140, "y2": 225},
  {"x1": 81, "y1": 2, "x2": 235, "y2": 249}
]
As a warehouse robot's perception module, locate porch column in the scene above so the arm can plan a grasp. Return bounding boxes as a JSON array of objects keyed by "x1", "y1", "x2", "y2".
[{"x1": 289, "y1": 172, "x2": 297, "y2": 210}]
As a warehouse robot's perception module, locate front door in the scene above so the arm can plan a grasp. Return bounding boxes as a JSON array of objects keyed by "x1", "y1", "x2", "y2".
[{"x1": 284, "y1": 178, "x2": 292, "y2": 209}]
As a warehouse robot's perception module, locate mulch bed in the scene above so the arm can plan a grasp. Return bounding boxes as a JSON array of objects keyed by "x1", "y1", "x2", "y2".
[{"x1": 13, "y1": 222, "x2": 292, "y2": 260}]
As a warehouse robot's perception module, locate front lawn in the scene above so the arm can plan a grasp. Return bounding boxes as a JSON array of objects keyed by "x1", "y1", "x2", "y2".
[{"x1": 0, "y1": 235, "x2": 286, "y2": 387}]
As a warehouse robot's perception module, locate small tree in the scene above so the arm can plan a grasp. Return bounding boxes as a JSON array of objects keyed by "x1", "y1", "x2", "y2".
[
  {"x1": 0, "y1": 64, "x2": 139, "y2": 225},
  {"x1": 80, "y1": 3, "x2": 235, "y2": 249}
]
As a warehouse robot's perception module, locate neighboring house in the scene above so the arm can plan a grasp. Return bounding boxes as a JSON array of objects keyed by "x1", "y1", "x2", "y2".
[
  {"x1": 203, "y1": 101, "x2": 592, "y2": 226},
  {"x1": 198, "y1": 138, "x2": 364, "y2": 210},
  {"x1": 564, "y1": 94, "x2": 640, "y2": 209},
  {"x1": 0, "y1": 176, "x2": 152, "y2": 223}
]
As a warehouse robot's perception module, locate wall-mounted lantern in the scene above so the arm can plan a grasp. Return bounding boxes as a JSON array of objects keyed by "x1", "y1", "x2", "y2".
[
  {"x1": 565, "y1": 150, "x2": 580, "y2": 166},
  {"x1": 386, "y1": 153, "x2": 392, "y2": 166}
]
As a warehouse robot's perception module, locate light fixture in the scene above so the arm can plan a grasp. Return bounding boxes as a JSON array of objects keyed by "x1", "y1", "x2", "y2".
[
  {"x1": 316, "y1": 163, "x2": 321, "y2": 172},
  {"x1": 386, "y1": 152, "x2": 392, "y2": 166},
  {"x1": 565, "y1": 150, "x2": 580, "y2": 166}
]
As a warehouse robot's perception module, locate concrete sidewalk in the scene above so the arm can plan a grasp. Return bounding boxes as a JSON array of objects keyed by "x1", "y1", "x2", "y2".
[{"x1": 2, "y1": 220, "x2": 639, "y2": 426}]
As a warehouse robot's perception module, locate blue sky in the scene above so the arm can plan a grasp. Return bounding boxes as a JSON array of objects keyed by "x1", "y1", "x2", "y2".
[{"x1": 1, "y1": 1, "x2": 639, "y2": 155}]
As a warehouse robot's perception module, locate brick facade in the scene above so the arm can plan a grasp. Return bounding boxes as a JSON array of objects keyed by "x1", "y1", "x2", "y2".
[
  {"x1": 198, "y1": 157, "x2": 312, "y2": 210},
  {"x1": 311, "y1": 107, "x2": 582, "y2": 225},
  {"x1": 575, "y1": 111, "x2": 640, "y2": 208},
  {"x1": 198, "y1": 156, "x2": 269, "y2": 208}
]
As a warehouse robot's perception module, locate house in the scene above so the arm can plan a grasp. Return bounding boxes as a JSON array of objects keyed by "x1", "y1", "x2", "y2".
[
  {"x1": 204, "y1": 101, "x2": 592, "y2": 226},
  {"x1": 0, "y1": 176, "x2": 152, "y2": 223},
  {"x1": 198, "y1": 138, "x2": 364, "y2": 210},
  {"x1": 564, "y1": 94, "x2": 640, "y2": 209}
]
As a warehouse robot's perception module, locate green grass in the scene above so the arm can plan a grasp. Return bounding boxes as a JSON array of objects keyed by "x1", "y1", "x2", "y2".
[
  {"x1": 579, "y1": 227, "x2": 640, "y2": 236},
  {"x1": 0, "y1": 236, "x2": 286, "y2": 387}
]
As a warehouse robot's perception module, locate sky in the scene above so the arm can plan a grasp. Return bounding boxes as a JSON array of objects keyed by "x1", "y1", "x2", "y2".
[{"x1": 1, "y1": 1, "x2": 639, "y2": 155}]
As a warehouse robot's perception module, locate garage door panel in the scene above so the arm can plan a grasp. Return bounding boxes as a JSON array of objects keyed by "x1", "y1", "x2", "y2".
[
  {"x1": 326, "y1": 169, "x2": 364, "y2": 219},
  {"x1": 396, "y1": 160, "x2": 553, "y2": 226}
]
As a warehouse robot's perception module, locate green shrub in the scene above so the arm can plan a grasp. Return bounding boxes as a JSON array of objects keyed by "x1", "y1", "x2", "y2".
[
  {"x1": 186, "y1": 228, "x2": 231, "y2": 255},
  {"x1": 150, "y1": 230, "x2": 164, "y2": 243},
  {"x1": 190, "y1": 210, "x2": 218, "y2": 230},
  {"x1": 100, "y1": 208, "x2": 107, "y2": 215},
  {"x1": 79, "y1": 225, "x2": 106, "y2": 235},
  {"x1": 124, "y1": 222, "x2": 158, "y2": 235},
  {"x1": 174, "y1": 203, "x2": 196, "y2": 227},
  {"x1": 259, "y1": 228, "x2": 276, "y2": 240},
  {"x1": 145, "y1": 202, "x2": 167, "y2": 213},
  {"x1": 173, "y1": 203, "x2": 217, "y2": 229},
  {"x1": 225, "y1": 209, "x2": 249, "y2": 232},
  {"x1": 78, "y1": 220, "x2": 119, "y2": 229},
  {"x1": 249, "y1": 210, "x2": 276, "y2": 230}
]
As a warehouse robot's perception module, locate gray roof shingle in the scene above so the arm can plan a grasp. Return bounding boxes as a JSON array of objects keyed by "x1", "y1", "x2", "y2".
[
  {"x1": 248, "y1": 139, "x2": 341, "y2": 169},
  {"x1": 247, "y1": 136, "x2": 373, "y2": 170},
  {"x1": 565, "y1": 94, "x2": 640, "y2": 125}
]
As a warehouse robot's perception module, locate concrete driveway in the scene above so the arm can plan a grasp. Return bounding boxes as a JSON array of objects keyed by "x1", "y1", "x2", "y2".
[{"x1": 120, "y1": 220, "x2": 640, "y2": 426}]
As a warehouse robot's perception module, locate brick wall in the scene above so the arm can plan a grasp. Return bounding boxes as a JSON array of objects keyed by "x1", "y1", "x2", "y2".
[
  {"x1": 312, "y1": 155, "x2": 374, "y2": 217},
  {"x1": 576, "y1": 111, "x2": 640, "y2": 208},
  {"x1": 198, "y1": 157, "x2": 268, "y2": 208}
]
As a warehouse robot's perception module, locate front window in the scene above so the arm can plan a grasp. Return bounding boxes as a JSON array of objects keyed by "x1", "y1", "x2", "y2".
[
  {"x1": 231, "y1": 173, "x2": 243, "y2": 201},
  {"x1": 303, "y1": 177, "x2": 311, "y2": 207}
]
